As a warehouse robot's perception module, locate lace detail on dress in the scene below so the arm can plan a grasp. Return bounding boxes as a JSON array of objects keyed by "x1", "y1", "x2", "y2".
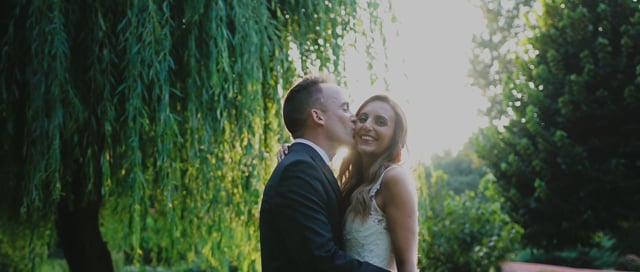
[{"x1": 344, "y1": 165, "x2": 399, "y2": 271}]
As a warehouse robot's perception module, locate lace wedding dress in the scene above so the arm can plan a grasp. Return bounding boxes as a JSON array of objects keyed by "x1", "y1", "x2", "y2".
[{"x1": 344, "y1": 165, "x2": 398, "y2": 271}]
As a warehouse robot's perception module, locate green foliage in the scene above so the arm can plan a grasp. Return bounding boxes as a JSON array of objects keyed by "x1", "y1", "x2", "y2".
[
  {"x1": 0, "y1": 221, "x2": 54, "y2": 272},
  {"x1": 515, "y1": 233, "x2": 623, "y2": 270},
  {"x1": 415, "y1": 166, "x2": 522, "y2": 272},
  {"x1": 472, "y1": 0, "x2": 640, "y2": 253},
  {"x1": 38, "y1": 259, "x2": 68, "y2": 272},
  {"x1": 468, "y1": 0, "x2": 536, "y2": 121},
  {"x1": 0, "y1": 0, "x2": 393, "y2": 270},
  {"x1": 425, "y1": 141, "x2": 489, "y2": 195}
]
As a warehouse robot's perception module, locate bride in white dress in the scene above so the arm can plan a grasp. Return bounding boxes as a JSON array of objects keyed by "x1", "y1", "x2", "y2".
[{"x1": 337, "y1": 95, "x2": 419, "y2": 272}]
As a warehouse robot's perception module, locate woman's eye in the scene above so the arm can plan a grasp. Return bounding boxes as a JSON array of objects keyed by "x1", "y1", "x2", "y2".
[{"x1": 375, "y1": 117, "x2": 388, "y2": 126}]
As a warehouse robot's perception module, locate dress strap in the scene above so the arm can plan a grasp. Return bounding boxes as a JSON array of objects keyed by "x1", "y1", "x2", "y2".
[{"x1": 369, "y1": 165, "x2": 400, "y2": 198}]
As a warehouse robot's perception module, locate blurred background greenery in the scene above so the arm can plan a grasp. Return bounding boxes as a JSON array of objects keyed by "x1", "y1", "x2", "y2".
[{"x1": 1, "y1": 0, "x2": 639, "y2": 271}]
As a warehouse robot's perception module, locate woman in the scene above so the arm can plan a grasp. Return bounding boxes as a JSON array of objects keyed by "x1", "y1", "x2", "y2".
[
  {"x1": 338, "y1": 94, "x2": 418, "y2": 272},
  {"x1": 280, "y1": 94, "x2": 419, "y2": 272}
]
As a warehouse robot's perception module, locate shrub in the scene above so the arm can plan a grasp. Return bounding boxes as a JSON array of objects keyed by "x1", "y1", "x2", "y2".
[
  {"x1": 416, "y1": 169, "x2": 523, "y2": 272},
  {"x1": 0, "y1": 220, "x2": 54, "y2": 271},
  {"x1": 515, "y1": 233, "x2": 639, "y2": 270}
]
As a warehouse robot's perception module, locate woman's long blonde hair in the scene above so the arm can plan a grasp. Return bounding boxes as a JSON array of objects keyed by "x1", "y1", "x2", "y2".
[{"x1": 337, "y1": 94, "x2": 408, "y2": 220}]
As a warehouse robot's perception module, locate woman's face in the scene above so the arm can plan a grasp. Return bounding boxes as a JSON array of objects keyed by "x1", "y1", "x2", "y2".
[{"x1": 354, "y1": 100, "x2": 395, "y2": 156}]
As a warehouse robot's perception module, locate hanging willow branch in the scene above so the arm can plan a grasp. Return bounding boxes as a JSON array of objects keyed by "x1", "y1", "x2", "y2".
[{"x1": 0, "y1": 0, "x2": 394, "y2": 269}]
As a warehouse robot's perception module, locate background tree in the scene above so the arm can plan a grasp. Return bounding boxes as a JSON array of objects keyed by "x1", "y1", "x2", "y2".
[
  {"x1": 468, "y1": 0, "x2": 536, "y2": 123},
  {"x1": 473, "y1": 0, "x2": 640, "y2": 254},
  {"x1": 0, "y1": 0, "x2": 392, "y2": 270},
  {"x1": 424, "y1": 141, "x2": 488, "y2": 195}
]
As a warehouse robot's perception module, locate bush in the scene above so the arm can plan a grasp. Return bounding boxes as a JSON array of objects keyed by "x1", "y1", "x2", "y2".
[
  {"x1": 0, "y1": 219, "x2": 55, "y2": 271},
  {"x1": 416, "y1": 169, "x2": 523, "y2": 272},
  {"x1": 515, "y1": 233, "x2": 640, "y2": 271}
]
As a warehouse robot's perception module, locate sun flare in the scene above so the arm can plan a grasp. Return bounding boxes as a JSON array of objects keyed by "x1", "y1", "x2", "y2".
[{"x1": 345, "y1": 1, "x2": 489, "y2": 167}]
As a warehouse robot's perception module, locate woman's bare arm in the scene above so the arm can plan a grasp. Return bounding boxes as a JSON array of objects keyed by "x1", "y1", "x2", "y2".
[{"x1": 377, "y1": 167, "x2": 419, "y2": 272}]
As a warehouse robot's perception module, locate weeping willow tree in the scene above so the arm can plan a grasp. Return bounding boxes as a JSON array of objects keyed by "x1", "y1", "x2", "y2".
[{"x1": 0, "y1": 0, "x2": 392, "y2": 270}]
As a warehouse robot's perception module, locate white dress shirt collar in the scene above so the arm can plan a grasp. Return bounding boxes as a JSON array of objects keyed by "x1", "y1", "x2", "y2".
[{"x1": 293, "y1": 138, "x2": 330, "y2": 165}]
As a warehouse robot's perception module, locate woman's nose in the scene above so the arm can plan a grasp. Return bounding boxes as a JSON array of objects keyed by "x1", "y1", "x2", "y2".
[{"x1": 360, "y1": 120, "x2": 372, "y2": 131}]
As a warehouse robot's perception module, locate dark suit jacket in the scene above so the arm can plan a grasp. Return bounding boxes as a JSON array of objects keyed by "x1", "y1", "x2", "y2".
[{"x1": 259, "y1": 142, "x2": 388, "y2": 272}]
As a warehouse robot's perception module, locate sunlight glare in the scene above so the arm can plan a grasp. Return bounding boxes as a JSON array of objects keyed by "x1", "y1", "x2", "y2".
[{"x1": 345, "y1": 1, "x2": 489, "y2": 167}]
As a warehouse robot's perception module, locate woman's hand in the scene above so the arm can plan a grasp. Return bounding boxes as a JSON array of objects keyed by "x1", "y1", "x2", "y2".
[{"x1": 277, "y1": 143, "x2": 290, "y2": 162}]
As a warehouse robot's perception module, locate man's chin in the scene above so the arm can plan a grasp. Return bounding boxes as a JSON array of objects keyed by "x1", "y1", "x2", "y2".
[
  {"x1": 339, "y1": 143, "x2": 353, "y2": 150},
  {"x1": 343, "y1": 139, "x2": 355, "y2": 147}
]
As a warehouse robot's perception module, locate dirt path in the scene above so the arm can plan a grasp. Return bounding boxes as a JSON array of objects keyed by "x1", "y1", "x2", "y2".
[{"x1": 501, "y1": 262, "x2": 630, "y2": 272}]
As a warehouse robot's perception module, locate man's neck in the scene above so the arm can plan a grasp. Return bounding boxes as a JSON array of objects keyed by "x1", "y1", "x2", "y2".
[{"x1": 295, "y1": 136, "x2": 335, "y2": 162}]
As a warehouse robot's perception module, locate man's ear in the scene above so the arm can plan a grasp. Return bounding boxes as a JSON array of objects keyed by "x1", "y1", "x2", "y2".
[{"x1": 310, "y1": 109, "x2": 325, "y2": 125}]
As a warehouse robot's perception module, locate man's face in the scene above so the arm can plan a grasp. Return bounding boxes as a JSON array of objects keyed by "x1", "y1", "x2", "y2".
[{"x1": 318, "y1": 83, "x2": 356, "y2": 148}]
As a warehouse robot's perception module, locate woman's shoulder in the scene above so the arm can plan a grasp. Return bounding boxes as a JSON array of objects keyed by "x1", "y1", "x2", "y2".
[
  {"x1": 378, "y1": 164, "x2": 418, "y2": 213},
  {"x1": 382, "y1": 164, "x2": 412, "y2": 182},
  {"x1": 380, "y1": 165, "x2": 416, "y2": 193}
]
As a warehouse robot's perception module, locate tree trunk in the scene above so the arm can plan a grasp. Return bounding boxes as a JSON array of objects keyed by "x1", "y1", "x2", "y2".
[{"x1": 57, "y1": 174, "x2": 114, "y2": 272}]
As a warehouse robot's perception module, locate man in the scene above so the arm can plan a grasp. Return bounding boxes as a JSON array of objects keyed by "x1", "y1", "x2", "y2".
[{"x1": 259, "y1": 74, "x2": 389, "y2": 272}]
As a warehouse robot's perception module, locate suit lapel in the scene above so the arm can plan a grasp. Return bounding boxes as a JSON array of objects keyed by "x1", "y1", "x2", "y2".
[
  {"x1": 320, "y1": 162, "x2": 342, "y2": 202},
  {"x1": 292, "y1": 143, "x2": 343, "y2": 204},
  {"x1": 290, "y1": 143, "x2": 346, "y2": 246}
]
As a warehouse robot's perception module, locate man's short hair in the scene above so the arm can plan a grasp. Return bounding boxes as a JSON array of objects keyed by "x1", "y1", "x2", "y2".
[{"x1": 282, "y1": 74, "x2": 333, "y2": 138}]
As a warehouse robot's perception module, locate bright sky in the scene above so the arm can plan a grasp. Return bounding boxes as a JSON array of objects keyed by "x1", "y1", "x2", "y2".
[{"x1": 343, "y1": 1, "x2": 489, "y2": 167}]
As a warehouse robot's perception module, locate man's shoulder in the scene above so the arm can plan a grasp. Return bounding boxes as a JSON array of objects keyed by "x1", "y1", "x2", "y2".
[
  {"x1": 263, "y1": 148, "x2": 326, "y2": 197},
  {"x1": 275, "y1": 151, "x2": 318, "y2": 176},
  {"x1": 279, "y1": 143, "x2": 318, "y2": 165},
  {"x1": 268, "y1": 147, "x2": 315, "y2": 177}
]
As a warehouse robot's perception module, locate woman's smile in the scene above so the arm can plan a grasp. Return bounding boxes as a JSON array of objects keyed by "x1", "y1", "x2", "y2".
[{"x1": 355, "y1": 101, "x2": 395, "y2": 155}]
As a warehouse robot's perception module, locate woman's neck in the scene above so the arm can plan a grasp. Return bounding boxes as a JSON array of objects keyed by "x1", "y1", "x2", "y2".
[
  {"x1": 361, "y1": 157, "x2": 378, "y2": 184},
  {"x1": 361, "y1": 156, "x2": 374, "y2": 170}
]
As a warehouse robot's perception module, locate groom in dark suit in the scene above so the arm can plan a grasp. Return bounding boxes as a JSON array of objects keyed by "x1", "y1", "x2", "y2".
[{"x1": 259, "y1": 75, "x2": 389, "y2": 272}]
